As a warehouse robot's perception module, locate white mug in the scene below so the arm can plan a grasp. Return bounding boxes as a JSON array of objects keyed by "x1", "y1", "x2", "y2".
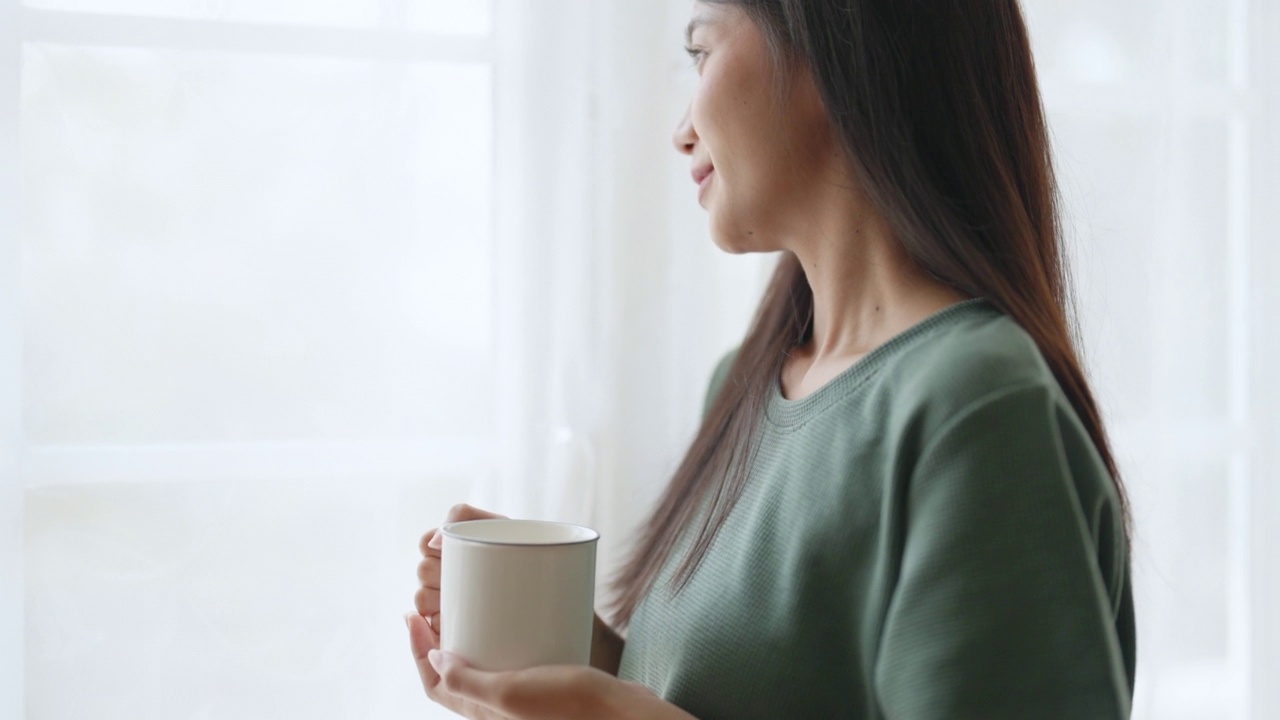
[{"x1": 439, "y1": 519, "x2": 599, "y2": 671}]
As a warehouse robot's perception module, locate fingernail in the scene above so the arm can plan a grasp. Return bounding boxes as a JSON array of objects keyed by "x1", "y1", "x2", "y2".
[
  {"x1": 427, "y1": 649, "x2": 442, "y2": 671},
  {"x1": 428, "y1": 535, "x2": 442, "y2": 550},
  {"x1": 403, "y1": 613, "x2": 414, "y2": 629}
]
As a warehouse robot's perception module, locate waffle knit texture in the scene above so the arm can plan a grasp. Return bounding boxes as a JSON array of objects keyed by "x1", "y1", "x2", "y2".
[{"x1": 616, "y1": 299, "x2": 1136, "y2": 719}]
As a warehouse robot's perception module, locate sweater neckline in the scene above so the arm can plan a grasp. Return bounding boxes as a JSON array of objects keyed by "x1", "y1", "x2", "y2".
[{"x1": 765, "y1": 298, "x2": 996, "y2": 430}]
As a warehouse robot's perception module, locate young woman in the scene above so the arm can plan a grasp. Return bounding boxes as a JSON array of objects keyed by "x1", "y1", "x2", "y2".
[{"x1": 406, "y1": 1, "x2": 1136, "y2": 718}]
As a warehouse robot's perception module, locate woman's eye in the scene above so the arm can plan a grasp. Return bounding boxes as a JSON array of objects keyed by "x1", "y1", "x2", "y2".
[{"x1": 683, "y1": 45, "x2": 707, "y2": 68}]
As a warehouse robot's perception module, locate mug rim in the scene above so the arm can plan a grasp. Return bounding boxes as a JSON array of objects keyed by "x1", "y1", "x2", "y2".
[{"x1": 440, "y1": 518, "x2": 600, "y2": 547}]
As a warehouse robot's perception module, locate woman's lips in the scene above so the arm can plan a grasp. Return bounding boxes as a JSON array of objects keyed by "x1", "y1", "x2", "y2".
[{"x1": 696, "y1": 168, "x2": 714, "y2": 202}]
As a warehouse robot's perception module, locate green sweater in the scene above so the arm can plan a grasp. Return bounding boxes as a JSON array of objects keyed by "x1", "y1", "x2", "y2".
[{"x1": 617, "y1": 299, "x2": 1136, "y2": 719}]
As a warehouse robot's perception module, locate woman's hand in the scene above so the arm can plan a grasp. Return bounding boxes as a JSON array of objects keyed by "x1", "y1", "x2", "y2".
[
  {"x1": 415, "y1": 503, "x2": 507, "y2": 641},
  {"x1": 405, "y1": 613, "x2": 696, "y2": 720}
]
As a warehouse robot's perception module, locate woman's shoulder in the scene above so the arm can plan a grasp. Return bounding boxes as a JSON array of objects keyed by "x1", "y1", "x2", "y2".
[{"x1": 877, "y1": 302, "x2": 1070, "y2": 432}]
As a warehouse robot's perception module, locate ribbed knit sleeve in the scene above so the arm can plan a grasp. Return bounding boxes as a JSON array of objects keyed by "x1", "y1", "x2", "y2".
[{"x1": 873, "y1": 383, "x2": 1133, "y2": 719}]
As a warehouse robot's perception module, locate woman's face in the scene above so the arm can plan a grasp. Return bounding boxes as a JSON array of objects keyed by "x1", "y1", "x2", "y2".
[{"x1": 675, "y1": 3, "x2": 837, "y2": 253}]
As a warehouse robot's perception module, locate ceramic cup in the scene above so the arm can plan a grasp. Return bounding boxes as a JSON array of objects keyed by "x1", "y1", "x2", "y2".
[{"x1": 439, "y1": 518, "x2": 599, "y2": 671}]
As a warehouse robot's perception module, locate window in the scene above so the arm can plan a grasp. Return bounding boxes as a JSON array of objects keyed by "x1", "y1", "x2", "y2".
[{"x1": 5, "y1": 2, "x2": 505, "y2": 717}]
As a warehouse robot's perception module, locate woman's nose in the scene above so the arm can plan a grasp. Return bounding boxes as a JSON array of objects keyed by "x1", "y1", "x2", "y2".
[{"x1": 672, "y1": 103, "x2": 696, "y2": 156}]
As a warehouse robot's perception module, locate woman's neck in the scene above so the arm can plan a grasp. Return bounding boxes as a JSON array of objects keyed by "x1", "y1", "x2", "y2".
[{"x1": 785, "y1": 201, "x2": 967, "y2": 364}]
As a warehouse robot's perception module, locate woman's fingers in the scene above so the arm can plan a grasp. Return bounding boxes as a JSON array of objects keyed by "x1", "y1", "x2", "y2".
[
  {"x1": 406, "y1": 613, "x2": 439, "y2": 682},
  {"x1": 446, "y1": 503, "x2": 507, "y2": 524},
  {"x1": 407, "y1": 618, "x2": 509, "y2": 720},
  {"x1": 419, "y1": 528, "x2": 440, "y2": 557},
  {"x1": 621, "y1": 680, "x2": 659, "y2": 696},
  {"x1": 417, "y1": 555, "x2": 441, "y2": 587},
  {"x1": 407, "y1": 614, "x2": 471, "y2": 716},
  {"x1": 427, "y1": 504, "x2": 509, "y2": 551},
  {"x1": 420, "y1": 505, "x2": 506, "y2": 556},
  {"x1": 414, "y1": 552, "x2": 442, "y2": 632},
  {"x1": 422, "y1": 505, "x2": 509, "y2": 556},
  {"x1": 429, "y1": 651, "x2": 512, "y2": 712},
  {"x1": 414, "y1": 586, "x2": 441, "y2": 619},
  {"x1": 412, "y1": 502, "x2": 510, "y2": 709}
]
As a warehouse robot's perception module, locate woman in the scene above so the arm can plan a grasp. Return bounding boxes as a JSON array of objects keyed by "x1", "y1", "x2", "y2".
[{"x1": 406, "y1": 0, "x2": 1136, "y2": 717}]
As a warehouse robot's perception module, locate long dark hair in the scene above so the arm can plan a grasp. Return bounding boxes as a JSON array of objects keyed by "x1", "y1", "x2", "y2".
[{"x1": 608, "y1": 0, "x2": 1129, "y2": 628}]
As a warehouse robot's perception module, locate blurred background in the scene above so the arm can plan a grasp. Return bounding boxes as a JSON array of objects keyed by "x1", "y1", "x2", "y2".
[{"x1": 0, "y1": 0, "x2": 1276, "y2": 718}]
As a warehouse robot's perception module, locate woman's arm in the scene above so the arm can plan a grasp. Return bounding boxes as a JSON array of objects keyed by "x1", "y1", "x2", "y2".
[
  {"x1": 874, "y1": 383, "x2": 1132, "y2": 718},
  {"x1": 591, "y1": 614, "x2": 626, "y2": 675}
]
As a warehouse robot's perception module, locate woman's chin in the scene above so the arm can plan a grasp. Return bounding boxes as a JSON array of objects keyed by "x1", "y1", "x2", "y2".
[{"x1": 708, "y1": 219, "x2": 771, "y2": 255}]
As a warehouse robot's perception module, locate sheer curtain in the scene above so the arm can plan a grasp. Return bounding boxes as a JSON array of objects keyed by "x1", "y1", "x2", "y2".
[{"x1": 2, "y1": 1, "x2": 1277, "y2": 719}]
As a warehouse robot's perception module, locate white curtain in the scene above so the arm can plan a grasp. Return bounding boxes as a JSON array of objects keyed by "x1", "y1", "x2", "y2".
[{"x1": 2, "y1": 1, "x2": 1277, "y2": 719}]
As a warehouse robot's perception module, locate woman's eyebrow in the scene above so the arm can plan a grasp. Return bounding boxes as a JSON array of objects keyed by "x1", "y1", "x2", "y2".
[{"x1": 685, "y1": 14, "x2": 713, "y2": 45}]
